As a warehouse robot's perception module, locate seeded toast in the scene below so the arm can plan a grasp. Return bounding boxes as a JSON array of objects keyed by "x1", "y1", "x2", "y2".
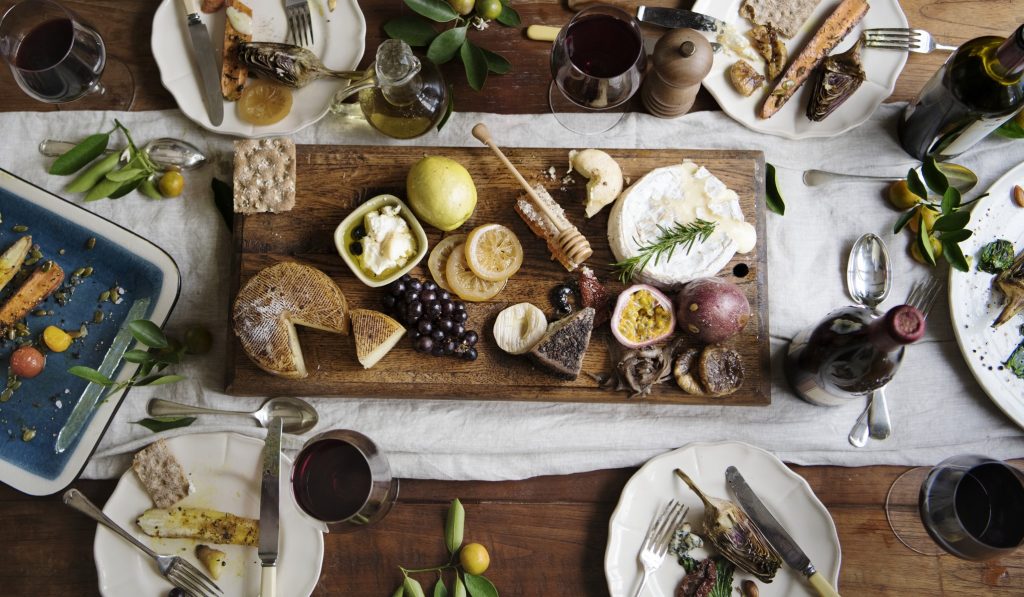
[
  {"x1": 132, "y1": 439, "x2": 192, "y2": 509},
  {"x1": 529, "y1": 307, "x2": 595, "y2": 380},
  {"x1": 0, "y1": 261, "x2": 64, "y2": 333}
]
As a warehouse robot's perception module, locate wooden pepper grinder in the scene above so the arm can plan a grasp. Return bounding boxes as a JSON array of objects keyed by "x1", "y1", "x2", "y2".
[{"x1": 641, "y1": 28, "x2": 714, "y2": 118}]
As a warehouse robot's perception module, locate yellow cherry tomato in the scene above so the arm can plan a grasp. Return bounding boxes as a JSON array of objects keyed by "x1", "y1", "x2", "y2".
[
  {"x1": 459, "y1": 542, "x2": 490, "y2": 575},
  {"x1": 43, "y1": 325, "x2": 73, "y2": 353},
  {"x1": 159, "y1": 170, "x2": 185, "y2": 198}
]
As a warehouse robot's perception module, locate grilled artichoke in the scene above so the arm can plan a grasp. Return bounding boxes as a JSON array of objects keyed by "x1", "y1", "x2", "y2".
[
  {"x1": 675, "y1": 468, "x2": 782, "y2": 583},
  {"x1": 806, "y1": 39, "x2": 865, "y2": 122},
  {"x1": 994, "y1": 248, "x2": 1024, "y2": 327},
  {"x1": 237, "y1": 42, "x2": 360, "y2": 88}
]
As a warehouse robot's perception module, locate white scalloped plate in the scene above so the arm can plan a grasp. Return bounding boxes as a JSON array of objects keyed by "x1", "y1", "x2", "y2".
[
  {"x1": 605, "y1": 441, "x2": 841, "y2": 596},
  {"x1": 151, "y1": 0, "x2": 366, "y2": 138},
  {"x1": 690, "y1": 0, "x2": 908, "y2": 139}
]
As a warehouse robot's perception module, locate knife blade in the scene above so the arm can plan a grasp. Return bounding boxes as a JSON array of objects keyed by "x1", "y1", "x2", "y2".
[
  {"x1": 725, "y1": 466, "x2": 841, "y2": 597},
  {"x1": 181, "y1": 0, "x2": 224, "y2": 126},
  {"x1": 636, "y1": 6, "x2": 729, "y2": 34},
  {"x1": 258, "y1": 417, "x2": 283, "y2": 597}
]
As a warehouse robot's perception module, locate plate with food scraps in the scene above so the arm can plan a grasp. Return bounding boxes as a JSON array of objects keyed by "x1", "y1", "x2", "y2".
[
  {"x1": 95, "y1": 432, "x2": 325, "y2": 597},
  {"x1": 151, "y1": 0, "x2": 366, "y2": 138},
  {"x1": 949, "y1": 161, "x2": 1024, "y2": 431},
  {"x1": 0, "y1": 169, "x2": 179, "y2": 496},
  {"x1": 605, "y1": 441, "x2": 841, "y2": 597},
  {"x1": 689, "y1": 0, "x2": 908, "y2": 139}
]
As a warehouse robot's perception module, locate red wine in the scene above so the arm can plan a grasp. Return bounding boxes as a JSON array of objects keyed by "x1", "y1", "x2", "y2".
[
  {"x1": 11, "y1": 17, "x2": 104, "y2": 102},
  {"x1": 565, "y1": 14, "x2": 643, "y2": 78},
  {"x1": 785, "y1": 305, "x2": 925, "y2": 404},
  {"x1": 291, "y1": 439, "x2": 373, "y2": 522},
  {"x1": 956, "y1": 463, "x2": 1024, "y2": 548}
]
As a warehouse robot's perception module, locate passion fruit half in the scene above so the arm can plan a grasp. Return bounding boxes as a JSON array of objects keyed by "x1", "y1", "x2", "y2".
[{"x1": 610, "y1": 284, "x2": 676, "y2": 348}]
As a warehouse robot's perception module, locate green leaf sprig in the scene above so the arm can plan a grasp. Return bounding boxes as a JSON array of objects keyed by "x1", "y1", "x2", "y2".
[
  {"x1": 892, "y1": 157, "x2": 984, "y2": 272},
  {"x1": 612, "y1": 219, "x2": 717, "y2": 283},
  {"x1": 383, "y1": 0, "x2": 517, "y2": 128},
  {"x1": 766, "y1": 163, "x2": 785, "y2": 215},
  {"x1": 392, "y1": 498, "x2": 500, "y2": 597},
  {"x1": 67, "y1": 321, "x2": 209, "y2": 415}
]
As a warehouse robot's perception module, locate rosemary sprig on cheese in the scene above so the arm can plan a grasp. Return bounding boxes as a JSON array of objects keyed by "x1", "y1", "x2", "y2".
[{"x1": 612, "y1": 219, "x2": 717, "y2": 283}]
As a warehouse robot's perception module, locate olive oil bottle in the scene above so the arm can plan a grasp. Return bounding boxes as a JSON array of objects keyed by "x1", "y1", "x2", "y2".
[{"x1": 899, "y1": 25, "x2": 1024, "y2": 160}]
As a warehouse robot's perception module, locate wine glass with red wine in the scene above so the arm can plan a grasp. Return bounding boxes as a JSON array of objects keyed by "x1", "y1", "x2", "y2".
[
  {"x1": 549, "y1": 5, "x2": 646, "y2": 135},
  {"x1": 0, "y1": 0, "x2": 133, "y2": 109},
  {"x1": 886, "y1": 455, "x2": 1024, "y2": 559}
]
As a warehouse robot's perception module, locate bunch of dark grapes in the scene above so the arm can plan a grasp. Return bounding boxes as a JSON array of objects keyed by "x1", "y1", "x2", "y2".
[{"x1": 383, "y1": 274, "x2": 479, "y2": 360}]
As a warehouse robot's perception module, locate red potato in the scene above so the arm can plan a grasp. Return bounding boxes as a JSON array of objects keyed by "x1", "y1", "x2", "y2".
[
  {"x1": 10, "y1": 346, "x2": 45, "y2": 378},
  {"x1": 676, "y1": 277, "x2": 750, "y2": 343}
]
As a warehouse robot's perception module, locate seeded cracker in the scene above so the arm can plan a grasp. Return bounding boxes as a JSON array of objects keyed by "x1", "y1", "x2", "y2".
[
  {"x1": 233, "y1": 137, "x2": 296, "y2": 214},
  {"x1": 132, "y1": 439, "x2": 192, "y2": 509},
  {"x1": 740, "y1": 0, "x2": 822, "y2": 38}
]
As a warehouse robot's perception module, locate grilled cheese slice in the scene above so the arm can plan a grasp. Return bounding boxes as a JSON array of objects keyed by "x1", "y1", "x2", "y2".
[
  {"x1": 0, "y1": 236, "x2": 31, "y2": 294},
  {"x1": 137, "y1": 507, "x2": 259, "y2": 546}
]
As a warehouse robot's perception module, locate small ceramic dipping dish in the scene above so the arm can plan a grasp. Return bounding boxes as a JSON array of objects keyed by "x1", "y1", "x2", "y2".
[{"x1": 334, "y1": 194, "x2": 428, "y2": 288}]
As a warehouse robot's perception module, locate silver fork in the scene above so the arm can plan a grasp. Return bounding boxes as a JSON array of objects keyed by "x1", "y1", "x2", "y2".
[
  {"x1": 863, "y1": 28, "x2": 957, "y2": 54},
  {"x1": 632, "y1": 500, "x2": 688, "y2": 597},
  {"x1": 849, "y1": 276, "x2": 942, "y2": 446},
  {"x1": 63, "y1": 489, "x2": 222, "y2": 597},
  {"x1": 285, "y1": 0, "x2": 314, "y2": 47}
]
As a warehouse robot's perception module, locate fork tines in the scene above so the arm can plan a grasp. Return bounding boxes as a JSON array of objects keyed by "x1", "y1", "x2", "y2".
[
  {"x1": 907, "y1": 276, "x2": 942, "y2": 318},
  {"x1": 170, "y1": 558, "x2": 223, "y2": 597},
  {"x1": 643, "y1": 500, "x2": 689, "y2": 556},
  {"x1": 863, "y1": 28, "x2": 921, "y2": 50},
  {"x1": 286, "y1": 0, "x2": 314, "y2": 47}
]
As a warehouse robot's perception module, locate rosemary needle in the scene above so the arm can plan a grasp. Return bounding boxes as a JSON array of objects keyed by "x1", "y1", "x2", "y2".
[{"x1": 612, "y1": 219, "x2": 717, "y2": 283}]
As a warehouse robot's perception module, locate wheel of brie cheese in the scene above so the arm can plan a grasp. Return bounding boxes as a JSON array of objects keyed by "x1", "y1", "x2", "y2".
[{"x1": 608, "y1": 161, "x2": 756, "y2": 288}]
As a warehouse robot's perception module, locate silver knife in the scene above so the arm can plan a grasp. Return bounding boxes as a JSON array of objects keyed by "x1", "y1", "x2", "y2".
[
  {"x1": 181, "y1": 0, "x2": 224, "y2": 126},
  {"x1": 636, "y1": 6, "x2": 730, "y2": 34},
  {"x1": 725, "y1": 466, "x2": 842, "y2": 597},
  {"x1": 258, "y1": 417, "x2": 283, "y2": 597}
]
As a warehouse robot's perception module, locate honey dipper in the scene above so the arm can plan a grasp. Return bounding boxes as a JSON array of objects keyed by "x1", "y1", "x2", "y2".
[{"x1": 471, "y1": 123, "x2": 593, "y2": 267}]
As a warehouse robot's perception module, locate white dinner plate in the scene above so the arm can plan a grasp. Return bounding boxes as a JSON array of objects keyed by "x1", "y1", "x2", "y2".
[
  {"x1": 94, "y1": 432, "x2": 325, "y2": 597},
  {"x1": 690, "y1": 0, "x2": 908, "y2": 139},
  {"x1": 151, "y1": 0, "x2": 366, "y2": 138},
  {"x1": 949, "y1": 161, "x2": 1024, "y2": 431},
  {"x1": 605, "y1": 441, "x2": 841, "y2": 597}
]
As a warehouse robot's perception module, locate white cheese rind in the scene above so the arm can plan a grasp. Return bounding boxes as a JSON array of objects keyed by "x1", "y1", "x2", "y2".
[{"x1": 608, "y1": 161, "x2": 756, "y2": 288}]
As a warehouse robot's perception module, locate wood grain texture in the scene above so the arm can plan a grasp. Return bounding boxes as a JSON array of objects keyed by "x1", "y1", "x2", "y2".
[
  {"x1": 3, "y1": 463, "x2": 1022, "y2": 596},
  {"x1": 226, "y1": 145, "x2": 770, "y2": 404},
  {"x1": 0, "y1": 0, "x2": 1016, "y2": 114}
]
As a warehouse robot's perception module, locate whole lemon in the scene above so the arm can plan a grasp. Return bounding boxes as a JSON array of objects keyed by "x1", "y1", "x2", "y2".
[
  {"x1": 407, "y1": 156, "x2": 477, "y2": 231},
  {"x1": 459, "y1": 542, "x2": 490, "y2": 575}
]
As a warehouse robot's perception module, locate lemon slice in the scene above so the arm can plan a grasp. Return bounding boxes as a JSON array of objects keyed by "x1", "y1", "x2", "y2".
[
  {"x1": 446, "y1": 243, "x2": 506, "y2": 302},
  {"x1": 237, "y1": 80, "x2": 293, "y2": 125},
  {"x1": 427, "y1": 234, "x2": 467, "y2": 292},
  {"x1": 465, "y1": 223, "x2": 523, "y2": 282}
]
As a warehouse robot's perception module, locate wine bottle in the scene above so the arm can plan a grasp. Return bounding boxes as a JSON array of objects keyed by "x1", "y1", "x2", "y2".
[
  {"x1": 784, "y1": 305, "x2": 925, "y2": 406},
  {"x1": 898, "y1": 25, "x2": 1024, "y2": 160}
]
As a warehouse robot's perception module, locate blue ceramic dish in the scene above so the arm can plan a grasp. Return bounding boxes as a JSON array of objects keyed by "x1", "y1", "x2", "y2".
[{"x1": 0, "y1": 169, "x2": 179, "y2": 495}]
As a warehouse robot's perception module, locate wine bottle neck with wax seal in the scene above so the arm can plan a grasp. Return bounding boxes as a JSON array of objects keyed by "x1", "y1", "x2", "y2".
[
  {"x1": 899, "y1": 24, "x2": 1024, "y2": 161},
  {"x1": 784, "y1": 305, "x2": 926, "y2": 406}
]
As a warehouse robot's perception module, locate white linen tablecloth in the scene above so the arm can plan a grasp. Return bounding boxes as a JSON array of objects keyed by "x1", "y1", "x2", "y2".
[{"x1": 1, "y1": 105, "x2": 1023, "y2": 481}]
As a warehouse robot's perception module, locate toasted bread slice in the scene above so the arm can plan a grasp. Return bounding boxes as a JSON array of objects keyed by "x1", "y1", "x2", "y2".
[
  {"x1": 759, "y1": 0, "x2": 868, "y2": 118},
  {"x1": 529, "y1": 307, "x2": 595, "y2": 380},
  {"x1": 0, "y1": 236, "x2": 31, "y2": 294},
  {"x1": 351, "y1": 309, "x2": 405, "y2": 369},
  {"x1": 132, "y1": 439, "x2": 192, "y2": 509},
  {"x1": 0, "y1": 261, "x2": 64, "y2": 332},
  {"x1": 221, "y1": 0, "x2": 252, "y2": 101},
  {"x1": 137, "y1": 507, "x2": 259, "y2": 546},
  {"x1": 232, "y1": 262, "x2": 349, "y2": 379}
]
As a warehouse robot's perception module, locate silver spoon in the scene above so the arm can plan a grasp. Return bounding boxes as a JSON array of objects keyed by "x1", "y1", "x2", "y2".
[
  {"x1": 147, "y1": 396, "x2": 319, "y2": 434},
  {"x1": 845, "y1": 233, "x2": 893, "y2": 448},
  {"x1": 39, "y1": 138, "x2": 208, "y2": 171},
  {"x1": 803, "y1": 163, "x2": 978, "y2": 194}
]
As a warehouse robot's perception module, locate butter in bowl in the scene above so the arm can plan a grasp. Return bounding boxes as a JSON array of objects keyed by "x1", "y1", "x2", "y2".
[{"x1": 335, "y1": 194, "x2": 428, "y2": 287}]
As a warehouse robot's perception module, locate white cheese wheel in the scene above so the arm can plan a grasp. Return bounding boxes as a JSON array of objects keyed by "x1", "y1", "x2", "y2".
[{"x1": 608, "y1": 161, "x2": 756, "y2": 288}]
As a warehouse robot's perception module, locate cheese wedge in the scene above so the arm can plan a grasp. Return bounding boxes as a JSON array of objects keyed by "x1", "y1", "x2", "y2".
[
  {"x1": 221, "y1": 0, "x2": 252, "y2": 101},
  {"x1": 759, "y1": 0, "x2": 868, "y2": 119},
  {"x1": 137, "y1": 507, "x2": 258, "y2": 546},
  {"x1": 351, "y1": 309, "x2": 404, "y2": 368}
]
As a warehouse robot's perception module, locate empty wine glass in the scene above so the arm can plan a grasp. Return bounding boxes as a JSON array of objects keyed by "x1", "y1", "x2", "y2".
[
  {"x1": 0, "y1": 0, "x2": 134, "y2": 109},
  {"x1": 549, "y1": 5, "x2": 646, "y2": 135},
  {"x1": 886, "y1": 455, "x2": 1024, "y2": 559}
]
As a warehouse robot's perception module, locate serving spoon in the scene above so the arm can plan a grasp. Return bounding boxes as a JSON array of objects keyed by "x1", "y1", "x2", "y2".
[
  {"x1": 845, "y1": 233, "x2": 893, "y2": 448},
  {"x1": 147, "y1": 396, "x2": 319, "y2": 434},
  {"x1": 39, "y1": 138, "x2": 208, "y2": 171}
]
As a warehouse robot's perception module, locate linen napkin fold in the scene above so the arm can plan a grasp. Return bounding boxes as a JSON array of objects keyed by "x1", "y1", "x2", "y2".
[{"x1": 0, "y1": 104, "x2": 1022, "y2": 482}]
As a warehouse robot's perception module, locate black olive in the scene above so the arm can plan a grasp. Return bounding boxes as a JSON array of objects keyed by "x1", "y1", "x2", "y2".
[
  {"x1": 349, "y1": 241, "x2": 363, "y2": 255},
  {"x1": 352, "y1": 225, "x2": 367, "y2": 240}
]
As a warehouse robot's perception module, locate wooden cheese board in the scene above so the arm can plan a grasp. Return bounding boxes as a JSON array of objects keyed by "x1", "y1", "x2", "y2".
[{"x1": 226, "y1": 145, "x2": 770, "y2": 405}]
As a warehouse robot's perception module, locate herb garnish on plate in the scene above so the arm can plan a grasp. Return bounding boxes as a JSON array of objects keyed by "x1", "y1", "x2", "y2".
[{"x1": 612, "y1": 219, "x2": 717, "y2": 283}]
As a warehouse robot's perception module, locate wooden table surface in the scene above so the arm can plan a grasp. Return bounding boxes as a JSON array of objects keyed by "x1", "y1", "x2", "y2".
[{"x1": 1, "y1": 0, "x2": 1022, "y2": 595}]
